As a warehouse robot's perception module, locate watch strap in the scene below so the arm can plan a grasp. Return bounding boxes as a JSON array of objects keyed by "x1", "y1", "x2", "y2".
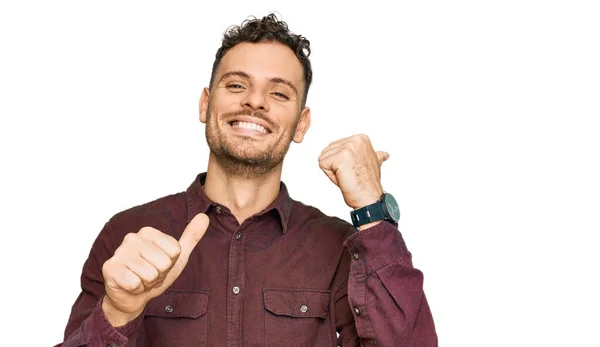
[{"x1": 350, "y1": 201, "x2": 385, "y2": 229}]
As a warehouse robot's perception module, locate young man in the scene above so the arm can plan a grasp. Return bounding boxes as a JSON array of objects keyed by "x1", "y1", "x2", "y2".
[{"x1": 57, "y1": 14, "x2": 437, "y2": 347}]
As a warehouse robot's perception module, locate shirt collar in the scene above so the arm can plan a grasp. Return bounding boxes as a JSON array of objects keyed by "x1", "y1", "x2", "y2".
[{"x1": 185, "y1": 172, "x2": 293, "y2": 233}]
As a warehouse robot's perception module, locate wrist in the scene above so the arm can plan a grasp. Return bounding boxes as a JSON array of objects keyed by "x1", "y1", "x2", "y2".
[
  {"x1": 357, "y1": 220, "x2": 382, "y2": 231},
  {"x1": 102, "y1": 296, "x2": 144, "y2": 327},
  {"x1": 350, "y1": 192, "x2": 400, "y2": 230},
  {"x1": 350, "y1": 190, "x2": 383, "y2": 210}
]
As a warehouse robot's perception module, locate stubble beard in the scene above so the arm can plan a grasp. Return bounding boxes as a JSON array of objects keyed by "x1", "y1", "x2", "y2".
[{"x1": 205, "y1": 104, "x2": 299, "y2": 179}]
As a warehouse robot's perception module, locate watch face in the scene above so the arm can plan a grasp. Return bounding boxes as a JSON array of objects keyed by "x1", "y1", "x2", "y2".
[{"x1": 383, "y1": 193, "x2": 400, "y2": 222}]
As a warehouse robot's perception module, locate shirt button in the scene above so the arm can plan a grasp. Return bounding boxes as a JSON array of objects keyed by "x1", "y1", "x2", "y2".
[
  {"x1": 165, "y1": 305, "x2": 173, "y2": 313},
  {"x1": 300, "y1": 304, "x2": 308, "y2": 313},
  {"x1": 352, "y1": 252, "x2": 359, "y2": 260},
  {"x1": 215, "y1": 206, "x2": 222, "y2": 214},
  {"x1": 232, "y1": 286, "x2": 240, "y2": 295},
  {"x1": 354, "y1": 306, "x2": 361, "y2": 316},
  {"x1": 235, "y1": 231, "x2": 242, "y2": 240}
]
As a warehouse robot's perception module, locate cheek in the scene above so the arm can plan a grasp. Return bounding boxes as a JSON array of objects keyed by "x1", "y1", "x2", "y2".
[{"x1": 211, "y1": 93, "x2": 240, "y2": 110}]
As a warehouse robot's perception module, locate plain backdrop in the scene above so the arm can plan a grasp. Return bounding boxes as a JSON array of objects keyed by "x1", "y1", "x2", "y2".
[{"x1": 1, "y1": 1, "x2": 599, "y2": 346}]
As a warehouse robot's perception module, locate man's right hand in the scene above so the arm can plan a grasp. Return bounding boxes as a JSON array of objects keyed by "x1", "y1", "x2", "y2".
[{"x1": 100, "y1": 213, "x2": 210, "y2": 326}]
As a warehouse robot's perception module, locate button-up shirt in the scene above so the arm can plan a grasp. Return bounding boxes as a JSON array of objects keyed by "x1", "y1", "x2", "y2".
[{"x1": 56, "y1": 173, "x2": 437, "y2": 346}]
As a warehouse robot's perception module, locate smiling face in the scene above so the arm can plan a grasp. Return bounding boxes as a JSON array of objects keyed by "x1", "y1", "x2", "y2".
[{"x1": 200, "y1": 41, "x2": 311, "y2": 178}]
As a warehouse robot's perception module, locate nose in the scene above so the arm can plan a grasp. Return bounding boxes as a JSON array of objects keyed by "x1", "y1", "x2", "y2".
[{"x1": 241, "y1": 87, "x2": 269, "y2": 112}]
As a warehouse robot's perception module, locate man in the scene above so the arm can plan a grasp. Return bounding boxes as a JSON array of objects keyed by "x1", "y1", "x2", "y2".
[{"x1": 57, "y1": 14, "x2": 437, "y2": 347}]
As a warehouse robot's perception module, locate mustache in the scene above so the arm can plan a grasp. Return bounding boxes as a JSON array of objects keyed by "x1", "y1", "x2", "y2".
[{"x1": 220, "y1": 109, "x2": 277, "y2": 131}]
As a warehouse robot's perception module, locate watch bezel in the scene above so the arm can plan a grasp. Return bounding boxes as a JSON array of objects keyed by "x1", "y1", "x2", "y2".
[{"x1": 381, "y1": 193, "x2": 400, "y2": 223}]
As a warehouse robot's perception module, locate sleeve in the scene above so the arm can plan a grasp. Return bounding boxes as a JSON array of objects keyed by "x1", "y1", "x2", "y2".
[
  {"x1": 55, "y1": 223, "x2": 144, "y2": 347},
  {"x1": 342, "y1": 222, "x2": 438, "y2": 347}
]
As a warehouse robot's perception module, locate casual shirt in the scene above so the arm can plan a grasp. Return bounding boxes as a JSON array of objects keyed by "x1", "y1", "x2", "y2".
[{"x1": 57, "y1": 173, "x2": 437, "y2": 346}]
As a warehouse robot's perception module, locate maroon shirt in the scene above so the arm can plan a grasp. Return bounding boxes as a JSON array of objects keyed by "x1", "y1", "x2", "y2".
[{"x1": 57, "y1": 173, "x2": 437, "y2": 346}]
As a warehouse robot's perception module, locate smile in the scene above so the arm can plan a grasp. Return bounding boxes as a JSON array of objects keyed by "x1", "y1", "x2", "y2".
[{"x1": 230, "y1": 121, "x2": 269, "y2": 134}]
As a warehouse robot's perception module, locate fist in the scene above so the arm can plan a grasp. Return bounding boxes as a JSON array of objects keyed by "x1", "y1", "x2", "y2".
[
  {"x1": 101, "y1": 213, "x2": 209, "y2": 326},
  {"x1": 318, "y1": 134, "x2": 389, "y2": 209}
]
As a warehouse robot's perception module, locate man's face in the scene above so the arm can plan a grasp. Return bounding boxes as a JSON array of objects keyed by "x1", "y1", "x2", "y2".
[{"x1": 200, "y1": 42, "x2": 311, "y2": 176}]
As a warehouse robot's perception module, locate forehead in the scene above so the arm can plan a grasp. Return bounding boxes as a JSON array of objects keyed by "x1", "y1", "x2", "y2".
[{"x1": 217, "y1": 42, "x2": 304, "y2": 89}]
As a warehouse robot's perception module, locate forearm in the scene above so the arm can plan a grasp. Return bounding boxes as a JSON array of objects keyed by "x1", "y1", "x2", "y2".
[{"x1": 59, "y1": 298, "x2": 143, "y2": 347}]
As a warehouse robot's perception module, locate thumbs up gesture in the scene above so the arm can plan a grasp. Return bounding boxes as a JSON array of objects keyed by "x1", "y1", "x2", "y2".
[
  {"x1": 318, "y1": 134, "x2": 388, "y2": 210},
  {"x1": 101, "y1": 213, "x2": 209, "y2": 326}
]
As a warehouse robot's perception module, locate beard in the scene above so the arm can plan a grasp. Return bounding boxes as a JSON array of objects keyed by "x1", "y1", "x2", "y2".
[{"x1": 205, "y1": 103, "x2": 299, "y2": 179}]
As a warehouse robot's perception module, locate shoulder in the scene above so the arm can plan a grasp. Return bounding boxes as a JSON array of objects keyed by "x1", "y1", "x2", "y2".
[
  {"x1": 289, "y1": 199, "x2": 355, "y2": 241},
  {"x1": 99, "y1": 191, "x2": 187, "y2": 247},
  {"x1": 109, "y1": 192, "x2": 186, "y2": 225}
]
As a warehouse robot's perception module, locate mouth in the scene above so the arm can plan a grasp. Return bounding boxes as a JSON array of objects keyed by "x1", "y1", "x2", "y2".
[{"x1": 227, "y1": 116, "x2": 272, "y2": 135}]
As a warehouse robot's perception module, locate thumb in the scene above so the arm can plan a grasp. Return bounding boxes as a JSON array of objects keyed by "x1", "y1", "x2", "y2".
[
  {"x1": 177, "y1": 213, "x2": 210, "y2": 262},
  {"x1": 151, "y1": 213, "x2": 209, "y2": 297},
  {"x1": 376, "y1": 151, "x2": 390, "y2": 164}
]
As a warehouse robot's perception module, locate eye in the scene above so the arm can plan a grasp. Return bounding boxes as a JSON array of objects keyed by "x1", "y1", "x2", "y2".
[
  {"x1": 226, "y1": 84, "x2": 245, "y2": 91},
  {"x1": 272, "y1": 92, "x2": 289, "y2": 100}
]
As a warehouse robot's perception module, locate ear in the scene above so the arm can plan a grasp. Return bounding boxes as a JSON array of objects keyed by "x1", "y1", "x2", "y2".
[
  {"x1": 293, "y1": 107, "x2": 311, "y2": 143},
  {"x1": 199, "y1": 88, "x2": 210, "y2": 123}
]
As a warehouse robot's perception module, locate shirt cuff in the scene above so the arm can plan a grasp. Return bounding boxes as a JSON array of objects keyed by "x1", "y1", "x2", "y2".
[
  {"x1": 83, "y1": 298, "x2": 144, "y2": 347},
  {"x1": 343, "y1": 221, "x2": 409, "y2": 273}
]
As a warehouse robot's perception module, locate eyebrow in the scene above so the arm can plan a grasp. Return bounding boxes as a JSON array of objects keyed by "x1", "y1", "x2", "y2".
[
  {"x1": 270, "y1": 77, "x2": 298, "y2": 97},
  {"x1": 219, "y1": 70, "x2": 299, "y2": 97}
]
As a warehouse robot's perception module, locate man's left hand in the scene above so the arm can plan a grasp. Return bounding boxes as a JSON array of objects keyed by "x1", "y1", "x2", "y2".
[{"x1": 319, "y1": 134, "x2": 389, "y2": 210}]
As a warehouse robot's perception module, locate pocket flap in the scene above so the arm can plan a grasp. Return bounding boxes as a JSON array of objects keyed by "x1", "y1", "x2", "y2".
[
  {"x1": 263, "y1": 288, "x2": 330, "y2": 319},
  {"x1": 145, "y1": 290, "x2": 208, "y2": 319}
]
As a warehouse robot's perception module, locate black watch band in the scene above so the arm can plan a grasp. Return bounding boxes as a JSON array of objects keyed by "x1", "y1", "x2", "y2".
[
  {"x1": 350, "y1": 193, "x2": 400, "y2": 230},
  {"x1": 350, "y1": 201, "x2": 384, "y2": 229}
]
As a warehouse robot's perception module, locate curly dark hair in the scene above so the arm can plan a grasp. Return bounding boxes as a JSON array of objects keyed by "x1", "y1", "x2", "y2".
[{"x1": 209, "y1": 13, "x2": 312, "y2": 107}]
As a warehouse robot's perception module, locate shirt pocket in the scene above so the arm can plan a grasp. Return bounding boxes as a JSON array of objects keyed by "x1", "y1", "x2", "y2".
[
  {"x1": 263, "y1": 288, "x2": 332, "y2": 347},
  {"x1": 140, "y1": 289, "x2": 209, "y2": 346}
]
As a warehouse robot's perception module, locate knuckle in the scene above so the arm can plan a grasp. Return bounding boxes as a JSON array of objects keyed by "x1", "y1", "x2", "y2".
[
  {"x1": 142, "y1": 266, "x2": 160, "y2": 282},
  {"x1": 124, "y1": 276, "x2": 143, "y2": 292},
  {"x1": 138, "y1": 226, "x2": 152, "y2": 236},
  {"x1": 340, "y1": 147, "x2": 354, "y2": 158},
  {"x1": 138, "y1": 226, "x2": 158, "y2": 238},
  {"x1": 101, "y1": 260, "x2": 112, "y2": 276},
  {"x1": 123, "y1": 232, "x2": 138, "y2": 244},
  {"x1": 165, "y1": 242, "x2": 182, "y2": 260},
  {"x1": 156, "y1": 259, "x2": 173, "y2": 273}
]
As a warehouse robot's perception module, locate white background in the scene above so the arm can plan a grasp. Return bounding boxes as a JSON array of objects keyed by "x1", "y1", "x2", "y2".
[{"x1": 1, "y1": 1, "x2": 599, "y2": 346}]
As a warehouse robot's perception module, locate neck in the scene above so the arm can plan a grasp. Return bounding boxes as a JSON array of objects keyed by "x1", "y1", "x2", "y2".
[{"x1": 203, "y1": 154, "x2": 283, "y2": 224}]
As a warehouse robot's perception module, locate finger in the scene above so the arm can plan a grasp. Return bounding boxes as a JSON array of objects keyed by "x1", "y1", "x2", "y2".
[
  {"x1": 323, "y1": 136, "x2": 352, "y2": 149},
  {"x1": 376, "y1": 151, "x2": 390, "y2": 164},
  {"x1": 125, "y1": 256, "x2": 160, "y2": 288},
  {"x1": 320, "y1": 167, "x2": 339, "y2": 186},
  {"x1": 109, "y1": 266, "x2": 145, "y2": 295},
  {"x1": 156, "y1": 214, "x2": 209, "y2": 291},
  {"x1": 318, "y1": 152, "x2": 340, "y2": 186},
  {"x1": 319, "y1": 140, "x2": 346, "y2": 156},
  {"x1": 177, "y1": 213, "x2": 210, "y2": 263},
  {"x1": 138, "y1": 242, "x2": 175, "y2": 274},
  {"x1": 138, "y1": 227, "x2": 181, "y2": 261},
  {"x1": 318, "y1": 146, "x2": 343, "y2": 162}
]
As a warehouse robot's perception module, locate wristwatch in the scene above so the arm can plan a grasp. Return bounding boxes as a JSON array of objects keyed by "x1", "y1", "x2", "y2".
[{"x1": 350, "y1": 193, "x2": 400, "y2": 229}]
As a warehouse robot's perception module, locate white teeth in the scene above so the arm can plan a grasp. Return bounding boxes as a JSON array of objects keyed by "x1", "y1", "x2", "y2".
[{"x1": 232, "y1": 121, "x2": 268, "y2": 134}]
